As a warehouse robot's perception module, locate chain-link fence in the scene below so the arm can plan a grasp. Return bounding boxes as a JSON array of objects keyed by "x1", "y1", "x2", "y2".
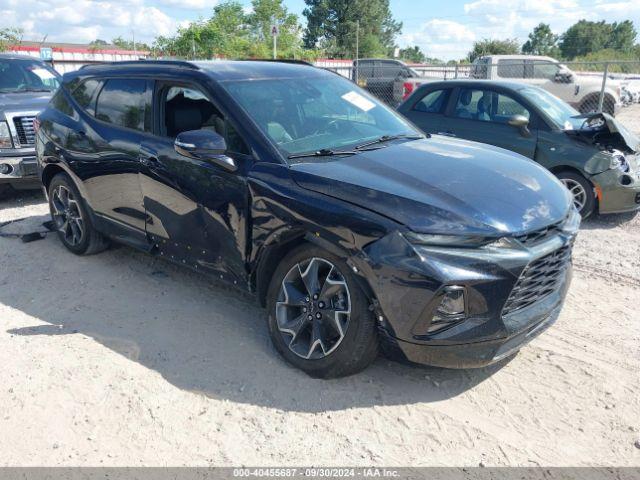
[{"x1": 319, "y1": 59, "x2": 640, "y2": 118}]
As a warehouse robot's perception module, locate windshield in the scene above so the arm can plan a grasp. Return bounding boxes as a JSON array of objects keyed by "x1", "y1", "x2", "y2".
[
  {"x1": 221, "y1": 72, "x2": 420, "y2": 159},
  {"x1": 519, "y1": 86, "x2": 582, "y2": 130},
  {"x1": 0, "y1": 58, "x2": 60, "y2": 93}
]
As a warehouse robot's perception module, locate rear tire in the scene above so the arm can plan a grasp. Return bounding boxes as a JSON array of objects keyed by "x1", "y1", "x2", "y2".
[
  {"x1": 556, "y1": 171, "x2": 595, "y2": 218},
  {"x1": 266, "y1": 244, "x2": 379, "y2": 378},
  {"x1": 48, "y1": 173, "x2": 109, "y2": 255}
]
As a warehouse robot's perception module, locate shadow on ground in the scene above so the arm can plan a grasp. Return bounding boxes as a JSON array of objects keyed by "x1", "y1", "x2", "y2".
[
  {"x1": 580, "y1": 210, "x2": 638, "y2": 230},
  {"x1": 1, "y1": 210, "x2": 511, "y2": 413}
]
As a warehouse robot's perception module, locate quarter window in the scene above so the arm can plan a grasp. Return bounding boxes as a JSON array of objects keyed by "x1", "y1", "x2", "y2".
[
  {"x1": 413, "y1": 89, "x2": 450, "y2": 113},
  {"x1": 71, "y1": 79, "x2": 102, "y2": 115},
  {"x1": 95, "y1": 79, "x2": 150, "y2": 132}
]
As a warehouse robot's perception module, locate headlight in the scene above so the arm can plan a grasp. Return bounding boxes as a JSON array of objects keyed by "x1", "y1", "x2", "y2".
[
  {"x1": 404, "y1": 232, "x2": 517, "y2": 249},
  {"x1": 0, "y1": 121, "x2": 13, "y2": 149},
  {"x1": 404, "y1": 232, "x2": 497, "y2": 248},
  {"x1": 609, "y1": 149, "x2": 629, "y2": 172}
]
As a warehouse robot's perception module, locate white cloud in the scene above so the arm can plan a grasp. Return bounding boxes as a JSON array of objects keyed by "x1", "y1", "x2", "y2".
[
  {"x1": 401, "y1": 19, "x2": 476, "y2": 60},
  {"x1": 0, "y1": 0, "x2": 200, "y2": 45},
  {"x1": 157, "y1": 0, "x2": 214, "y2": 9},
  {"x1": 400, "y1": 0, "x2": 640, "y2": 61}
]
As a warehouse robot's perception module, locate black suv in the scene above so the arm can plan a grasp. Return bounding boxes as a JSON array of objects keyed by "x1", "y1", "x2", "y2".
[{"x1": 36, "y1": 60, "x2": 578, "y2": 378}]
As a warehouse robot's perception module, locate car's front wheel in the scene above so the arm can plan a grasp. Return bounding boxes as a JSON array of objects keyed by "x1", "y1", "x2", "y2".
[
  {"x1": 556, "y1": 171, "x2": 595, "y2": 218},
  {"x1": 266, "y1": 245, "x2": 378, "y2": 378},
  {"x1": 48, "y1": 173, "x2": 109, "y2": 255}
]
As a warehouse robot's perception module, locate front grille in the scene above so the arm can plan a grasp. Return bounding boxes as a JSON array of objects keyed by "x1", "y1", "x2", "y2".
[
  {"x1": 12, "y1": 116, "x2": 36, "y2": 146},
  {"x1": 514, "y1": 220, "x2": 563, "y2": 247},
  {"x1": 502, "y1": 245, "x2": 572, "y2": 316}
]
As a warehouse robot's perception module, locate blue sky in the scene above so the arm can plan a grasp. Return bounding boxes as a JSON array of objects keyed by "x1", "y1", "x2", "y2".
[{"x1": 1, "y1": 0, "x2": 639, "y2": 60}]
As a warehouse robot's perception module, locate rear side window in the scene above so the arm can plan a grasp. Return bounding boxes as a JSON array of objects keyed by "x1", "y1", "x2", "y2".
[
  {"x1": 497, "y1": 60, "x2": 525, "y2": 79},
  {"x1": 95, "y1": 79, "x2": 151, "y2": 132},
  {"x1": 50, "y1": 90, "x2": 74, "y2": 116},
  {"x1": 413, "y1": 89, "x2": 450, "y2": 113},
  {"x1": 71, "y1": 79, "x2": 102, "y2": 115}
]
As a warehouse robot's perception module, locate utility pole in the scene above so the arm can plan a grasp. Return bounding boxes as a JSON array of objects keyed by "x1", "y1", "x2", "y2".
[
  {"x1": 355, "y1": 20, "x2": 360, "y2": 84},
  {"x1": 131, "y1": 29, "x2": 137, "y2": 57},
  {"x1": 192, "y1": 36, "x2": 196, "y2": 59},
  {"x1": 271, "y1": 16, "x2": 278, "y2": 60}
]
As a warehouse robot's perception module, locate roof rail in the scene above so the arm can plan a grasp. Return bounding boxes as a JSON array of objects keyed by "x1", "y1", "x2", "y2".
[
  {"x1": 80, "y1": 60, "x2": 199, "y2": 70},
  {"x1": 240, "y1": 59, "x2": 314, "y2": 67}
]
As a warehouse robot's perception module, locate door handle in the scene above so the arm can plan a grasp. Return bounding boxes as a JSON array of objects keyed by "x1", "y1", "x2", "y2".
[
  {"x1": 139, "y1": 155, "x2": 159, "y2": 168},
  {"x1": 437, "y1": 131, "x2": 456, "y2": 137}
]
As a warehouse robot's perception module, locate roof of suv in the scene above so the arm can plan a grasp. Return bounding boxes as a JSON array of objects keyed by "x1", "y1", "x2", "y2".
[
  {"x1": 413, "y1": 79, "x2": 537, "y2": 92},
  {"x1": 0, "y1": 53, "x2": 49, "y2": 61},
  {"x1": 70, "y1": 59, "x2": 326, "y2": 82}
]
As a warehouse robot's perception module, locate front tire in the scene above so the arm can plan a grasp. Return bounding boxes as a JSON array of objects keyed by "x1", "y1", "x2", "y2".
[
  {"x1": 48, "y1": 173, "x2": 109, "y2": 255},
  {"x1": 556, "y1": 171, "x2": 595, "y2": 218},
  {"x1": 266, "y1": 244, "x2": 378, "y2": 378}
]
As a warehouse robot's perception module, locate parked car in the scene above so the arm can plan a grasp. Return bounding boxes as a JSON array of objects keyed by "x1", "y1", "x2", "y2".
[
  {"x1": 399, "y1": 55, "x2": 623, "y2": 116},
  {"x1": 0, "y1": 53, "x2": 60, "y2": 199},
  {"x1": 353, "y1": 58, "x2": 420, "y2": 105},
  {"x1": 470, "y1": 55, "x2": 623, "y2": 116},
  {"x1": 36, "y1": 60, "x2": 578, "y2": 378},
  {"x1": 398, "y1": 80, "x2": 640, "y2": 218}
]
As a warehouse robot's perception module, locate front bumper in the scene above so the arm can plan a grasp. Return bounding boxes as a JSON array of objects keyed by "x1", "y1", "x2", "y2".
[
  {"x1": 361, "y1": 217, "x2": 578, "y2": 369},
  {"x1": 592, "y1": 167, "x2": 640, "y2": 214},
  {"x1": 0, "y1": 151, "x2": 39, "y2": 184}
]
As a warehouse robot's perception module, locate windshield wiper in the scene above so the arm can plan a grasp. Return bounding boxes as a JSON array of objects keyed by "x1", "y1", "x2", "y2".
[
  {"x1": 355, "y1": 134, "x2": 425, "y2": 150},
  {"x1": 17, "y1": 88, "x2": 53, "y2": 93},
  {"x1": 288, "y1": 148, "x2": 359, "y2": 160}
]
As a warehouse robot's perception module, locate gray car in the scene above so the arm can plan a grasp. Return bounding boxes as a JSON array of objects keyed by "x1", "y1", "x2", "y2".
[{"x1": 0, "y1": 54, "x2": 60, "y2": 198}]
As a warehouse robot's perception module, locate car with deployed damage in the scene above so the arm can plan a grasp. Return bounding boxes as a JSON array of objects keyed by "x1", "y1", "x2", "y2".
[
  {"x1": 0, "y1": 53, "x2": 60, "y2": 199},
  {"x1": 36, "y1": 60, "x2": 578, "y2": 378},
  {"x1": 398, "y1": 80, "x2": 640, "y2": 218}
]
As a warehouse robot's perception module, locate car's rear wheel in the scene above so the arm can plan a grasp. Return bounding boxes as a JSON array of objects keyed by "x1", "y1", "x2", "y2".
[
  {"x1": 266, "y1": 244, "x2": 378, "y2": 378},
  {"x1": 48, "y1": 173, "x2": 109, "y2": 255},
  {"x1": 556, "y1": 171, "x2": 595, "y2": 218}
]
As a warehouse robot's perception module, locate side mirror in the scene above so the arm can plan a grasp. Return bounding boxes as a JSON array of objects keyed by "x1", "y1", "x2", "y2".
[
  {"x1": 554, "y1": 71, "x2": 573, "y2": 84},
  {"x1": 508, "y1": 114, "x2": 531, "y2": 137},
  {"x1": 174, "y1": 130, "x2": 237, "y2": 172}
]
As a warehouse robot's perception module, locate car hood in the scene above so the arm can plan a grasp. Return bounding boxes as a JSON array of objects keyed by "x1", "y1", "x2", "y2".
[
  {"x1": 0, "y1": 91, "x2": 53, "y2": 114},
  {"x1": 571, "y1": 112, "x2": 639, "y2": 153},
  {"x1": 289, "y1": 137, "x2": 571, "y2": 236}
]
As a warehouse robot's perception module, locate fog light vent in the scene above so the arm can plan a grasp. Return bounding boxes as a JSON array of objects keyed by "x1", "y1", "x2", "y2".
[
  {"x1": 0, "y1": 164, "x2": 12, "y2": 175},
  {"x1": 427, "y1": 286, "x2": 466, "y2": 334}
]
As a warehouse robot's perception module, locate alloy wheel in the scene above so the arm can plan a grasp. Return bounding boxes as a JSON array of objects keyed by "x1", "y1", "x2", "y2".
[
  {"x1": 51, "y1": 185, "x2": 85, "y2": 246},
  {"x1": 276, "y1": 257, "x2": 351, "y2": 360},
  {"x1": 560, "y1": 178, "x2": 587, "y2": 212}
]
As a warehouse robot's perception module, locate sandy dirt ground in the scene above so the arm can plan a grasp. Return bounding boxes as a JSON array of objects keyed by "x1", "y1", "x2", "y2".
[{"x1": 0, "y1": 108, "x2": 639, "y2": 467}]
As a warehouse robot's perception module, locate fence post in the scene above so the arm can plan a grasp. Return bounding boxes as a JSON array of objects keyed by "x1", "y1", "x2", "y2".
[
  {"x1": 454, "y1": 63, "x2": 459, "y2": 79},
  {"x1": 597, "y1": 62, "x2": 609, "y2": 113}
]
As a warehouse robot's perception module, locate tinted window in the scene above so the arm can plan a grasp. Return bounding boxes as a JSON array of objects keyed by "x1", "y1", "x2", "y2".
[
  {"x1": 413, "y1": 89, "x2": 450, "y2": 113},
  {"x1": 497, "y1": 60, "x2": 525, "y2": 79},
  {"x1": 95, "y1": 79, "x2": 150, "y2": 131},
  {"x1": 71, "y1": 79, "x2": 102, "y2": 115},
  {"x1": 50, "y1": 90, "x2": 74, "y2": 116},
  {"x1": 454, "y1": 88, "x2": 531, "y2": 123}
]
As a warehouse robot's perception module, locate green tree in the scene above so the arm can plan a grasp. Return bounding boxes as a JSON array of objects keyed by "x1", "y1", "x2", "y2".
[
  {"x1": 153, "y1": 0, "x2": 302, "y2": 59},
  {"x1": 559, "y1": 20, "x2": 636, "y2": 59},
  {"x1": 247, "y1": 0, "x2": 302, "y2": 58},
  {"x1": 609, "y1": 20, "x2": 636, "y2": 52},
  {"x1": 0, "y1": 27, "x2": 22, "y2": 51},
  {"x1": 522, "y1": 23, "x2": 559, "y2": 57},
  {"x1": 467, "y1": 38, "x2": 520, "y2": 62},
  {"x1": 112, "y1": 36, "x2": 151, "y2": 52},
  {"x1": 398, "y1": 46, "x2": 425, "y2": 63},
  {"x1": 303, "y1": 0, "x2": 402, "y2": 58}
]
